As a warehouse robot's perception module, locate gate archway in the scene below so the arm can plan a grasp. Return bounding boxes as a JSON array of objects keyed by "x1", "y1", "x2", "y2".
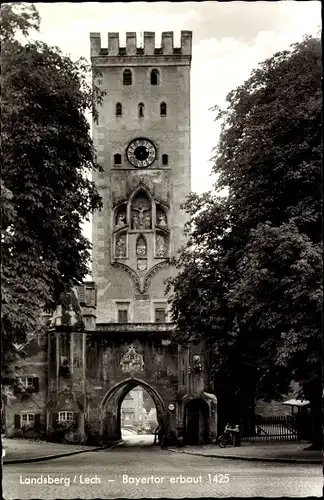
[{"x1": 99, "y1": 378, "x2": 168, "y2": 443}]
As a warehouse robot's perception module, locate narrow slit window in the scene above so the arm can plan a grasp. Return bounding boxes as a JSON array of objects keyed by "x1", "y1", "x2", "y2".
[
  {"x1": 123, "y1": 69, "x2": 132, "y2": 85},
  {"x1": 151, "y1": 69, "x2": 160, "y2": 85},
  {"x1": 138, "y1": 103, "x2": 144, "y2": 117},
  {"x1": 116, "y1": 103, "x2": 122, "y2": 116},
  {"x1": 160, "y1": 102, "x2": 167, "y2": 116},
  {"x1": 114, "y1": 154, "x2": 122, "y2": 165},
  {"x1": 162, "y1": 154, "x2": 168, "y2": 166}
]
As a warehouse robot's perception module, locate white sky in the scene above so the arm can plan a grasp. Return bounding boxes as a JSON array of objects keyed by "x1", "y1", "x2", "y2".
[{"x1": 32, "y1": 1, "x2": 320, "y2": 261}]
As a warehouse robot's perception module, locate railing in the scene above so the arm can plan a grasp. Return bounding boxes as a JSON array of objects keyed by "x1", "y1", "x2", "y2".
[{"x1": 241, "y1": 416, "x2": 298, "y2": 442}]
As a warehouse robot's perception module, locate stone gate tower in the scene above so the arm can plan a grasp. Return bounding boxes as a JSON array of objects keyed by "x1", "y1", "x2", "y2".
[
  {"x1": 90, "y1": 31, "x2": 192, "y2": 321},
  {"x1": 3, "y1": 31, "x2": 217, "y2": 446}
]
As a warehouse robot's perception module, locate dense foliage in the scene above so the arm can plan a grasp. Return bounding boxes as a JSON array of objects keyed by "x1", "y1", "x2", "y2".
[
  {"x1": 1, "y1": 4, "x2": 104, "y2": 378},
  {"x1": 168, "y1": 37, "x2": 322, "y2": 446}
]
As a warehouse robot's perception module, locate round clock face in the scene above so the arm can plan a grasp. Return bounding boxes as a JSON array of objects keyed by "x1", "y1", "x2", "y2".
[{"x1": 126, "y1": 138, "x2": 156, "y2": 168}]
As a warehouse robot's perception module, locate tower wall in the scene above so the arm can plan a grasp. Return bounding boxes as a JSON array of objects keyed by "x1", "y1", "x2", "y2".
[{"x1": 91, "y1": 32, "x2": 192, "y2": 323}]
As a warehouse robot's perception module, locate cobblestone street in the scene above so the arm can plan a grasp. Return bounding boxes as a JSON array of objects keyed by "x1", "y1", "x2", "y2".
[{"x1": 3, "y1": 442, "x2": 322, "y2": 499}]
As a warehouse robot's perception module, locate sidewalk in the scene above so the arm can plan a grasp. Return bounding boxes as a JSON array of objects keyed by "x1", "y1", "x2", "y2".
[
  {"x1": 168, "y1": 441, "x2": 323, "y2": 464},
  {"x1": 2, "y1": 438, "x2": 121, "y2": 464}
]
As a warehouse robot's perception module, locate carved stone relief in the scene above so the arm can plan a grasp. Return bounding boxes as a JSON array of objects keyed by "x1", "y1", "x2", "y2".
[
  {"x1": 131, "y1": 194, "x2": 151, "y2": 230},
  {"x1": 143, "y1": 261, "x2": 169, "y2": 293},
  {"x1": 120, "y1": 344, "x2": 144, "y2": 373},
  {"x1": 136, "y1": 235, "x2": 147, "y2": 256},
  {"x1": 156, "y1": 234, "x2": 167, "y2": 257},
  {"x1": 111, "y1": 262, "x2": 141, "y2": 294},
  {"x1": 115, "y1": 233, "x2": 127, "y2": 258},
  {"x1": 137, "y1": 259, "x2": 147, "y2": 271}
]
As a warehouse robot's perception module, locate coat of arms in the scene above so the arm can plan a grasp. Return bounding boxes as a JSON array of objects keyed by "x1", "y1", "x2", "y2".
[{"x1": 120, "y1": 344, "x2": 144, "y2": 373}]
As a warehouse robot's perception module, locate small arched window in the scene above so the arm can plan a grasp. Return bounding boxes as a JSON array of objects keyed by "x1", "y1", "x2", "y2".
[
  {"x1": 138, "y1": 103, "x2": 144, "y2": 117},
  {"x1": 114, "y1": 154, "x2": 122, "y2": 165},
  {"x1": 160, "y1": 102, "x2": 167, "y2": 116},
  {"x1": 150, "y1": 69, "x2": 160, "y2": 85},
  {"x1": 116, "y1": 103, "x2": 122, "y2": 116},
  {"x1": 162, "y1": 154, "x2": 168, "y2": 166},
  {"x1": 123, "y1": 69, "x2": 132, "y2": 85}
]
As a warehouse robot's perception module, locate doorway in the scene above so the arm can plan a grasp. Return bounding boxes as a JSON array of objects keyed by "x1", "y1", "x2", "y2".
[{"x1": 184, "y1": 399, "x2": 210, "y2": 445}]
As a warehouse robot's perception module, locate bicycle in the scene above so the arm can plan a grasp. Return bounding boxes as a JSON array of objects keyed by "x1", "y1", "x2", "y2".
[{"x1": 216, "y1": 433, "x2": 233, "y2": 448}]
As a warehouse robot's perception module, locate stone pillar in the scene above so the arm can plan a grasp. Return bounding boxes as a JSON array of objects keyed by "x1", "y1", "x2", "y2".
[
  {"x1": 181, "y1": 30, "x2": 192, "y2": 56},
  {"x1": 108, "y1": 32, "x2": 119, "y2": 56},
  {"x1": 162, "y1": 32, "x2": 173, "y2": 55},
  {"x1": 90, "y1": 33, "x2": 101, "y2": 57},
  {"x1": 144, "y1": 32, "x2": 155, "y2": 55},
  {"x1": 126, "y1": 32, "x2": 137, "y2": 55}
]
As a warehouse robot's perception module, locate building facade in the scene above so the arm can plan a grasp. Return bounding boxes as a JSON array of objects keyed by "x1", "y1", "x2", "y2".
[{"x1": 121, "y1": 387, "x2": 144, "y2": 427}]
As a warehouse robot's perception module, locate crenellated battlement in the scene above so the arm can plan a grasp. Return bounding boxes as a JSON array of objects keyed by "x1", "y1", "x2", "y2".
[{"x1": 90, "y1": 31, "x2": 192, "y2": 58}]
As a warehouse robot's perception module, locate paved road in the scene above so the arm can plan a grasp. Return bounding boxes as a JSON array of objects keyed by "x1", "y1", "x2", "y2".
[
  {"x1": 3, "y1": 442, "x2": 322, "y2": 499},
  {"x1": 121, "y1": 431, "x2": 156, "y2": 446}
]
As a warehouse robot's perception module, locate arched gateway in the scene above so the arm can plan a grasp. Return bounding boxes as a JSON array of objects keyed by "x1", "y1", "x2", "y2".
[{"x1": 99, "y1": 378, "x2": 167, "y2": 442}]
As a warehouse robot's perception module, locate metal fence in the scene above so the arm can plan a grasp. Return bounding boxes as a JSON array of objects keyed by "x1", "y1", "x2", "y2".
[{"x1": 241, "y1": 416, "x2": 298, "y2": 442}]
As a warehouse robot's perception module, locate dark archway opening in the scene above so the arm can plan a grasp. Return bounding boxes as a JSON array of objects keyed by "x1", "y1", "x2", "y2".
[{"x1": 184, "y1": 399, "x2": 210, "y2": 445}]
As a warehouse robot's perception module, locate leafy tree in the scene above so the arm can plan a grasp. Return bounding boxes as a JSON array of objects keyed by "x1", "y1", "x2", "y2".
[
  {"x1": 1, "y1": 3, "x2": 104, "y2": 379},
  {"x1": 168, "y1": 37, "x2": 322, "y2": 447}
]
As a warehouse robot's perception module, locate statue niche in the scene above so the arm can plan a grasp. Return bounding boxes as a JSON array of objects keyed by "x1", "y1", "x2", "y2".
[
  {"x1": 115, "y1": 208, "x2": 127, "y2": 230},
  {"x1": 131, "y1": 193, "x2": 151, "y2": 230},
  {"x1": 156, "y1": 209, "x2": 168, "y2": 229}
]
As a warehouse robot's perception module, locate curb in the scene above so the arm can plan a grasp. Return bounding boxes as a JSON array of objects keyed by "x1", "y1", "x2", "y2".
[
  {"x1": 3, "y1": 439, "x2": 123, "y2": 465},
  {"x1": 167, "y1": 448, "x2": 322, "y2": 465}
]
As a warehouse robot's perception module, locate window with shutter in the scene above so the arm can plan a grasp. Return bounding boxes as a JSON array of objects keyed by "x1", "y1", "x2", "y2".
[
  {"x1": 14, "y1": 414, "x2": 21, "y2": 429},
  {"x1": 52, "y1": 412, "x2": 58, "y2": 429},
  {"x1": 74, "y1": 412, "x2": 80, "y2": 428},
  {"x1": 20, "y1": 413, "x2": 35, "y2": 427},
  {"x1": 34, "y1": 413, "x2": 41, "y2": 431},
  {"x1": 33, "y1": 377, "x2": 39, "y2": 392}
]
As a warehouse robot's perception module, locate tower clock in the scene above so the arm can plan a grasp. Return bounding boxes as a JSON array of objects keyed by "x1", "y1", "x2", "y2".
[{"x1": 127, "y1": 138, "x2": 157, "y2": 168}]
